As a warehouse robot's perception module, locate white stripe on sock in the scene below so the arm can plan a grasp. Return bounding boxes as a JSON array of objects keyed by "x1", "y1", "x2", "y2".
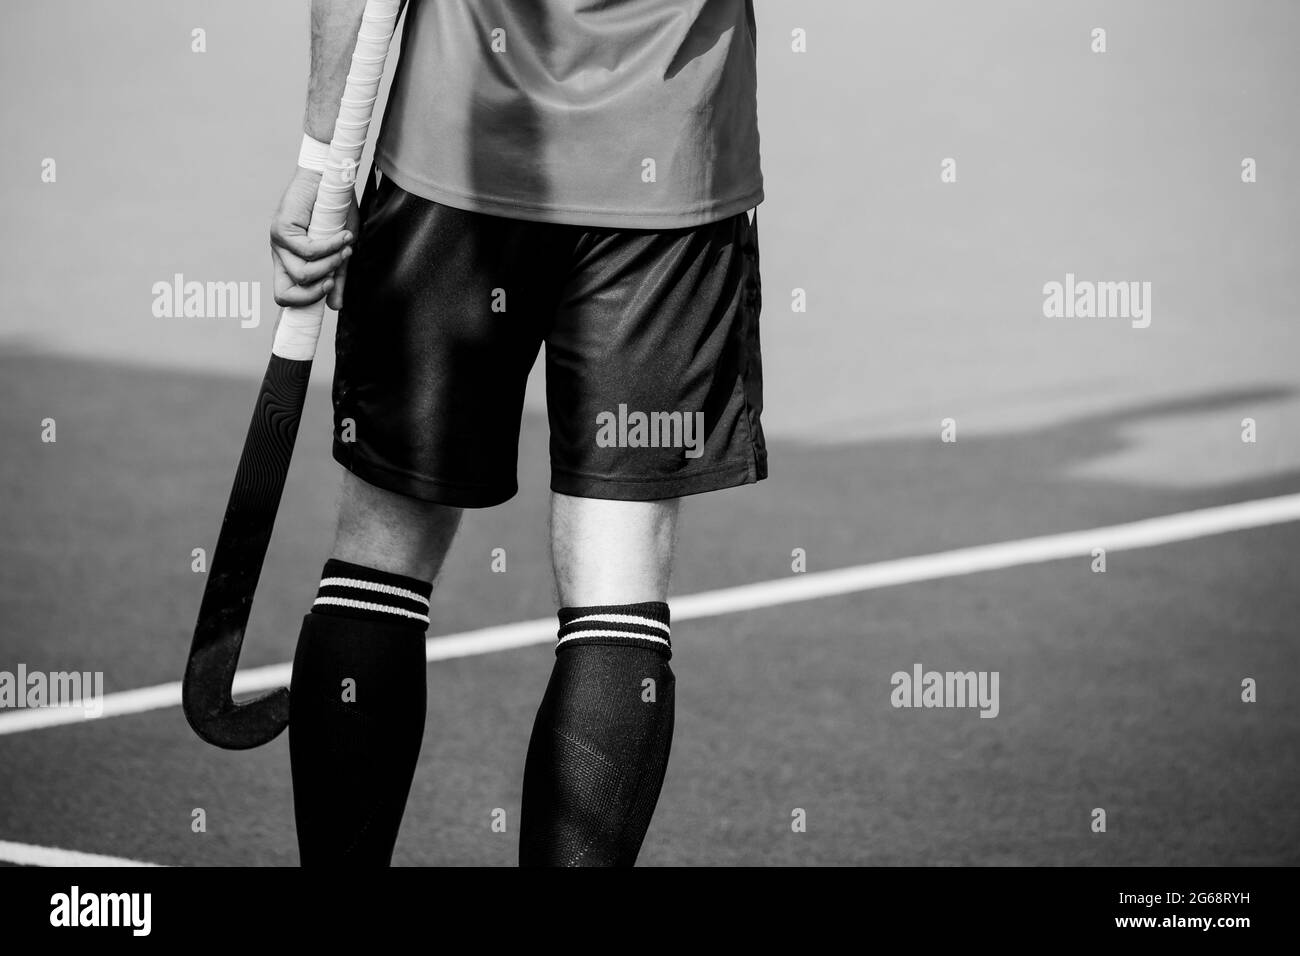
[
  {"x1": 556, "y1": 630, "x2": 671, "y2": 648},
  {"x1": 313, "y1": 596, "x2": 431, "y2": 624},
  {"x1": 564, "y1": 613, "x2": 670, "y2": 633},
  {"x1": 319, "y1": 577, "x2": 430, "y2": 607}
]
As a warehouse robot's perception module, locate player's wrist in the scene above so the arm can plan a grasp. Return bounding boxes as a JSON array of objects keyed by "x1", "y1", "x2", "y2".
[{"x1": 297, "y1": 133, "x2": 331, "y2": 174}]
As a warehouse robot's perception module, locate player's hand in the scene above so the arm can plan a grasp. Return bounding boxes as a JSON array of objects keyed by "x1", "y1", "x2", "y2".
[{"x1": 270, "y1": 168, "x2": 359, "y2": 310}]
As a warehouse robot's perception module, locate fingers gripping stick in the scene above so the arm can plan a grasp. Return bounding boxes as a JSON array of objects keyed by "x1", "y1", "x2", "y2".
[
  {"x1": 183, "y1": 0, "x2": 404, "y2": 750},
  {"x1": 273, "y1": 0, "x2": 403, "y2": 361}
]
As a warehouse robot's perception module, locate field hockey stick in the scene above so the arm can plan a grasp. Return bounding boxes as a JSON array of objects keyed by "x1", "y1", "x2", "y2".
[{"x1": 183, "y1": 0, "x2": 405, "y2": 750}]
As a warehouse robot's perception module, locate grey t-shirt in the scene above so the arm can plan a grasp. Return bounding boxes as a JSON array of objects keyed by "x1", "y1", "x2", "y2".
[{"x1": 374, "y1": 0, "x2": 763, "y2": 229}]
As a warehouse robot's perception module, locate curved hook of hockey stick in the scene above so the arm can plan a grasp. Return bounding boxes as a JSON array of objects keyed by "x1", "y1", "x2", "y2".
[
  {"x1": 183, "y1": 636, "x2": 291, "y2": 750},
  {"x1": 183, "y1": 354, "x2": 311, "y2": 750}
]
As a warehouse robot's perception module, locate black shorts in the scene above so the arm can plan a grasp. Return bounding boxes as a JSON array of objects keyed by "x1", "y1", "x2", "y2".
[{"x1": 332, "y1": 170, "x2": 766, "y2": 507}]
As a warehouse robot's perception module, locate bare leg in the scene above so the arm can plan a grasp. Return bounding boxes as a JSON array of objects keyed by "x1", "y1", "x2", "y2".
[
  {"x1": 332, "y1": 470, "x2": 463, "y2": 583},
  {"x1": 550, "y1": 493, "x2": 679, "y2": 605}
]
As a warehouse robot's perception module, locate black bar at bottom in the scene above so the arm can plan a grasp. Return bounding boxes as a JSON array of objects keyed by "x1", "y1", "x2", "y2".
[{"x1": 0, "y1": 865, "x2": 1282, "y2": 941}]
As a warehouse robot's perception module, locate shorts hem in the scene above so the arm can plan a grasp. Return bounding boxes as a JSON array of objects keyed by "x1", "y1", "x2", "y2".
[
  {"x1": 549, "y1": 456, "x2": 768, "y2": 501},
  {"x1": 332, "y1": 440, "x2": 516, "y2": 508}
]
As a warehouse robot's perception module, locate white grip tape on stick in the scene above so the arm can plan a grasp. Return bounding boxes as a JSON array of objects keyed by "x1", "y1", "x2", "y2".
[{"x1": 272, "y1": 0, "x2": 403, "y2": 361}]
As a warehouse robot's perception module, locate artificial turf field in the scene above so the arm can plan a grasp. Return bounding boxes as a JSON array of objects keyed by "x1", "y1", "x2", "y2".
[
  {"x1": 1, "y1": 0, "x2": 1298, "y2": 866},
  {"x1": 0, "y1": 354, "x2": 1297, "y2": 866}
]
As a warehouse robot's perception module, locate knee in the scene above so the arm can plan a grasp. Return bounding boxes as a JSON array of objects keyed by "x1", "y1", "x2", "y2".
[
  {"x1": 333, "y1": 471, "x2": 463, "y2": 582},
  {"x1": 550, "y1": 494, "x2": 680, "y2": 606}
]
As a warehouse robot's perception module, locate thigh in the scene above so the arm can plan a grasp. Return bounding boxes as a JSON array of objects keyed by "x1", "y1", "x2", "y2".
[
  {"x1": 334, "y1": 170, "x2": 572, "y2": 507},
  {"x1": 545, "y1": 209, "x2": 766, "y2": 501}
]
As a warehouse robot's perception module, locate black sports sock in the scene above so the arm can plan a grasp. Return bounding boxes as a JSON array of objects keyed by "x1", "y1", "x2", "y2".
[
  {"x1": 289, "y1": 559, "x2": 431, "y2": 866},
  {"x1": 519, "y1": 601, "x2": 676, "y2": 867}
]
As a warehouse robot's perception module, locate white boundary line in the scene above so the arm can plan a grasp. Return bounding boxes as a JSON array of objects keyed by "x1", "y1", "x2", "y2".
[
  {"x1": 0, "y1": 839, "x2": 161, "y2": 867},
  {"x1": 2, "y1": 493, "x2": 1298, "y2": 741},
  {"x1": 3, "y1": 493, "x2": 1300, "y2": 867}
]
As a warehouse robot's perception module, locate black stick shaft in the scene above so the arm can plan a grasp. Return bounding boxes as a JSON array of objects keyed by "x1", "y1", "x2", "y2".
[{"x1": 183, "y1": 354, "x2": 312, "y2": 749}]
